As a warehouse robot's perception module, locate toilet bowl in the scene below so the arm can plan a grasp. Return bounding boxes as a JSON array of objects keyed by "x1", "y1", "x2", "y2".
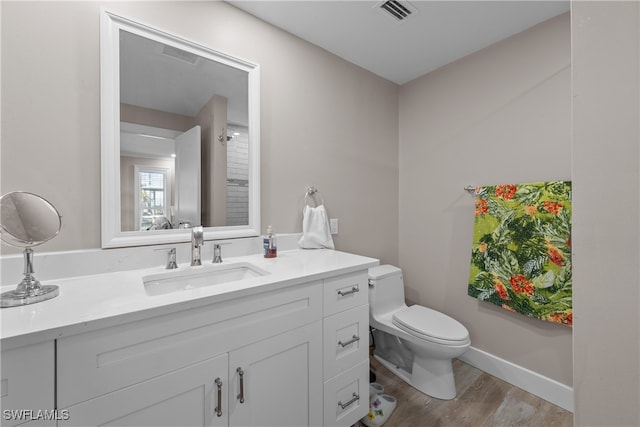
[{"x1": 368, "y1": 265, "x2": 470, "y2": 400}]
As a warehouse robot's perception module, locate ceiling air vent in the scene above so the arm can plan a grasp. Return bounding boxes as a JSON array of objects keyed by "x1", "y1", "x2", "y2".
[
  {"x1": 377, "y1": 0, "x2": 419, "y2": 22},
  {"x1": 161, "y1": 44, "x2": 200, "y2": 66}
]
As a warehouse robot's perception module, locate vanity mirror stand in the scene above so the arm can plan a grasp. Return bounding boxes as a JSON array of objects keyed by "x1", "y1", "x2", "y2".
[{"x1": 0, "y1": 191, "x2": 62, "y2": 307}]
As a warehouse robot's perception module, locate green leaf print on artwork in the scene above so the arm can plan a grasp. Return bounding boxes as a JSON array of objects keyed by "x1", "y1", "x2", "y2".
[{"x1": 467, "y1": 182, "x2": 572, "y2": 327}]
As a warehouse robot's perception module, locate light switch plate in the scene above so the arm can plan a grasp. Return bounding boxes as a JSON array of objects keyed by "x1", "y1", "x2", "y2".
[{"x1": 330, "y1": 218, "x2": 339, "y2": 235}]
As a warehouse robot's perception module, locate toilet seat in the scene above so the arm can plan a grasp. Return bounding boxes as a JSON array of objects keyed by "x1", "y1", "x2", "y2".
[{"x1": 392, "y1": 305, "x2": 469, "y2": 346}]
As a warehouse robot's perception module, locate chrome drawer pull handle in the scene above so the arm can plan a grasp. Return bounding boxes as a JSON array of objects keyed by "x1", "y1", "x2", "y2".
[
  {"x1": 338, "y1": 335, "x2": 360, "y2": 347},
  {"x1": 337, "y1": 286, "x2": 359, "y2": 297},
  {"x1": 337, "y1": 392, "x2": 359, "y2": 409},
  {"x1": 237, "y1": 367, "x2": 245, "y2": 403},
  {"x1": 214, "y1": 378, "x2": 223, "y2": 417}
]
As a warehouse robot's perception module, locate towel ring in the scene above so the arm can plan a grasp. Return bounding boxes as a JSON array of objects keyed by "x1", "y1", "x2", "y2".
[{"x1": 304, "y1": 187, "x2": 324, "y2": 207}]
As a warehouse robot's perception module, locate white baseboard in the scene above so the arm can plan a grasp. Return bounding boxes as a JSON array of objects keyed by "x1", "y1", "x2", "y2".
[{"x1": 458, "y1": 346, "x2": 573, "y2": 412}]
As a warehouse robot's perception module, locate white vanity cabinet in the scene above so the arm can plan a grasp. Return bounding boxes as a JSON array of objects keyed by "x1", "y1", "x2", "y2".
[
  {"x1": 1, "y1": 251, "x2": 377, "y2": 427},
  {"x1": 56, "y1": 281, "x2": 323, "y2": 427},
  {"x1": 58, "y1": 323, "x2": 323, "y2": 427}
]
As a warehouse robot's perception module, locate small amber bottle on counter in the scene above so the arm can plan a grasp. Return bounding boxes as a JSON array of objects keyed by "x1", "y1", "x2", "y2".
[{"x1": 263, "y1": 225, "x2": 277, "y2": 258}]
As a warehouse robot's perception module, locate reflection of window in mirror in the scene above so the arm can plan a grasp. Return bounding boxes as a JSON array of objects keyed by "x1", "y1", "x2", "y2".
[{"x1": 134, "y1": 166, "x2": 172, "y2": 231}]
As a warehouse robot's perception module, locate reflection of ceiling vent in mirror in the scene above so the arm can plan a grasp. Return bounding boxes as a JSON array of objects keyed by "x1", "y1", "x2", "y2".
[
  {"x1": 161, "y1": 44, "x2": 200, "y2": 65},
  {"x1": 376, "y1": 0, "x2": 419, "y2": 22}
]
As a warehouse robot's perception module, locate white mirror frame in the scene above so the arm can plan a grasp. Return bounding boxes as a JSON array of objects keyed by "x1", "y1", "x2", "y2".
[{"x1": 100, "y1": 10, "x2": 260, "y2": 248}]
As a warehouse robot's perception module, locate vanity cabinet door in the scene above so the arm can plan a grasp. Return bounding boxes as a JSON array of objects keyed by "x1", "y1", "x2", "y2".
[
  {"x1": 228, "y1": 321, "x2": 323, "y2": 427},
  {"x1": 58, "y1": 353, "x2": 228, "y2": 427},
  {"x1": 1, "y1": 342, "x2": 55, "y2": 427}
]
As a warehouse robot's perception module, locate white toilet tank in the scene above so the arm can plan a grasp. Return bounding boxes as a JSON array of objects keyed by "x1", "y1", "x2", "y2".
[{"x1": 368, "y1": 265, "x2": 407, "y2": 318}]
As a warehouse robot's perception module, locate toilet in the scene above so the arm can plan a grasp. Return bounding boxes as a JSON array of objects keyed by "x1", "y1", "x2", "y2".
[{"x1": 368, "y1": 265, "x2": 470, "y2": 400}]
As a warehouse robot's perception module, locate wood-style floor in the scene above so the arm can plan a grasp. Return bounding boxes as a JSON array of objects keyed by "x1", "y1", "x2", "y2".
[{"x1": 354, "y1": 357, "x2": 573, "y2": 427}]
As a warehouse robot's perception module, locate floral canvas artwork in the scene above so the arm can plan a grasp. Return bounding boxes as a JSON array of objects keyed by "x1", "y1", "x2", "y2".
[{"x1": 468, "y1": 181, "x2": 572, "y2": 327}]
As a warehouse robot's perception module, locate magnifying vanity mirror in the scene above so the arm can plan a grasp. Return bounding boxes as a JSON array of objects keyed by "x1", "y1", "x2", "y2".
[
  {"x1": 0, "y1": 192, "x2": 62, "y2": 307},
  {"x1": 101, "y1": 10, "x2": 260, "y2": 248}
]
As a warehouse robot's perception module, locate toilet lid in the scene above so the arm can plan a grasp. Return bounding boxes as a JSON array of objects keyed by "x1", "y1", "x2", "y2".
[{"x1": 392, "y1": 305, "x2": 469, "y2": 343}]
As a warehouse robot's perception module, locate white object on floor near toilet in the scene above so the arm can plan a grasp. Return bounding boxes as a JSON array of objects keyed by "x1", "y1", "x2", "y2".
[
  {"x1": 368, "y1": 265, "x2": 470, "y2": 400},
  {"x1": 361, "y1": 382, "x2": 397, "y2": 427}
]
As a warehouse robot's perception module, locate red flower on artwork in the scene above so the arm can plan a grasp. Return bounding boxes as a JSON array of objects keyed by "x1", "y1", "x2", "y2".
[
  {"x1": 509, "y1": 275, "x2": 534, "y2": 296},
  {"x1": 542, "y1": 201, "x2": 563, "y2": 214},
  {"x1": 549, "y1": 311, "x2": 573, "y2": 326},
  {"x1": 547, "y1": 246, "x2": 565, "y2": 267},
  {"x1": 475, "y1": 199, "x2": 488, "y2": 216},
  {"x1": 494, "y1": 279, "x2": 509, "y2": 300},
  {"x1": 495, "y1": 184, "x2": 517, "y2": 200}
]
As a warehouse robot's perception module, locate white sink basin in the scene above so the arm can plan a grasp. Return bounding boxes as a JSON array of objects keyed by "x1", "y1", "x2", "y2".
[{"x1": 143, "y1": 262, "x2": 269, "y2": 296}]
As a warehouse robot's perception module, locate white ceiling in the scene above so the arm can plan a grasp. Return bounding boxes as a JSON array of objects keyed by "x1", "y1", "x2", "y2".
[
  {"x1": 120, "y1": 29, "x2": 249, "y2": 124},
  {"x1": 228, "y1": 0, "x2": 569, "y2": 85}
]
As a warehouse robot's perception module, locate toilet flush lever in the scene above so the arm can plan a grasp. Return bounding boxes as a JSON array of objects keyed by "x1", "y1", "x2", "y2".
[{"x1": 337, "y1": 286, "x2": 359, "y2": 297}]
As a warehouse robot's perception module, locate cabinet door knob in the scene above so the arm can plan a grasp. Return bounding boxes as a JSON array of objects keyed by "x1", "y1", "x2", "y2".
[
  {"x1": 236, "y1": 367, "x2": 245, "y2": 403},
  {"x1": 214, "y1": 378, "x2": 223, "y2": 417}
]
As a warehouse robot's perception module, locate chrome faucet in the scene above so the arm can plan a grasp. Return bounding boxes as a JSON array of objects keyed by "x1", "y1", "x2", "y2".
[
  {"x1": 213, "y1": 244, "x2": 223, "y2": 263},
  {"x1": 191, "y1": 226, "x2": 204, "y2": 266}
]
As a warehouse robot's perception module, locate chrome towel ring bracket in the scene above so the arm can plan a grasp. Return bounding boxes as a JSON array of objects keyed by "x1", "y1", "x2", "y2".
[
  {"x1": 464, "y1": 185, "x2": 477, "y2": 195},
  {"x1": 304, "y1": 186, "x2": 325, "y2": 207}
]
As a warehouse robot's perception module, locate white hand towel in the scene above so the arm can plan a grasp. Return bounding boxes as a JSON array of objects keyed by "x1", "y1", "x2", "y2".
[{"x1": 298, "y1": 204, "x2": 335, "y2": 249}]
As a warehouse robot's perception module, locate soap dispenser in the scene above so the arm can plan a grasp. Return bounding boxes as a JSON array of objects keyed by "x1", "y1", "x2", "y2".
[{"x1": 263, "y1": 225, "x2": 277, "y2": 258}]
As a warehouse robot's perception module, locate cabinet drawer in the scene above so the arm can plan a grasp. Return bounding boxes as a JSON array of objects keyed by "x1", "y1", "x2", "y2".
[
  {"x1": 57, "y1": 281, "x2": 322, "y2": 407},
  {"x1": 323, "y1": 271, "x2": 368, "y2": 317},
  {"x1": 323, "y1": 305, "x2": 369, "y2": 380},
  {"x1": 323, "y1": 360, "x2": 369, "y2": 427}
]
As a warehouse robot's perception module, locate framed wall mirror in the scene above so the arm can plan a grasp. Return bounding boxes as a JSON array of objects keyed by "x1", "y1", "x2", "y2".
[{"x1": 101, "y1": 10, "x2": 260, "y2": 248}]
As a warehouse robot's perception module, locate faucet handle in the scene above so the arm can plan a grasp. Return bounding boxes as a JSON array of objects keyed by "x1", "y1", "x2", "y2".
[
  {"x1": 155, "y1": 247, "x2": 179, "y2": 269},
  {"x1": 213, "y1": 244, "x2": 223, "y2": 263},
  {"x1": 212, "y1": 242, "x2": 230, "y2": 263},
  {"x1": 166, "y1": 248, "x2": 178, "y2": 269}
]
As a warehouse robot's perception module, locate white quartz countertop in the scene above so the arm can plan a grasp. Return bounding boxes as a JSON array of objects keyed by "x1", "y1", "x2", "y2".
[{"x1": 1, "y1": 249, "x2": 378, "y2": 349}]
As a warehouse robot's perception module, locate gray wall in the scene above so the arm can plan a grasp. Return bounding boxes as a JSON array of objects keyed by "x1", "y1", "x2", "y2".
[
  {"x1": 571, "y1": 2, "x2": 639, "y2": 425},
  {"x1": 399, "y1": 14, "x2": 572, "y2": 387},
  {"x1": 0, "y1": 1, "x2": 399, "y2": 265}
]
